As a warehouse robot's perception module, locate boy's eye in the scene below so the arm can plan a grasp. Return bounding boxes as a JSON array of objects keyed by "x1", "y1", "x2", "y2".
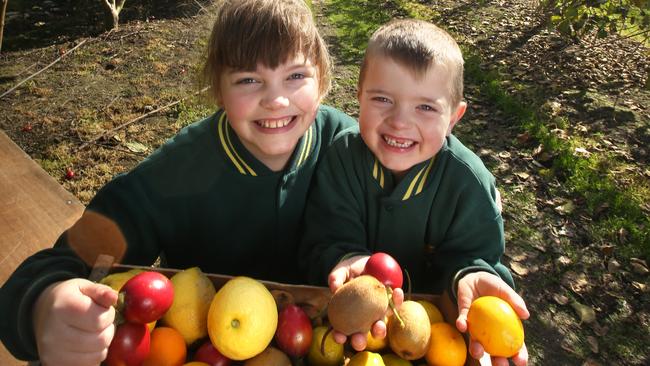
[{"x1": 418, "y1": 104, "x2": 436, "y2": 112}]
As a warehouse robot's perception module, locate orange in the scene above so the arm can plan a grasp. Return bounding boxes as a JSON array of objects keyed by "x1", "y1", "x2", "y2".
[
  {"x1": 207, "y1": 276, "x2": 278, "y2": 360},
  {"x1": 425, "y1": 322, "x2": 466, "y2": 366},
  {"x1": 143, "y1": 326, "x2": 187, "y2": 366},
  {"x1": 467, "y1": 296, "x2": 524, "y2": 357}
]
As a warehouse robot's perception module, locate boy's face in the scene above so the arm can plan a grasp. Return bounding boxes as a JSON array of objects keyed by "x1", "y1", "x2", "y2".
[
  {"x1": 358, "y1": 55, "x2": 466, "y2": 178},
  {"x1": 219, "y1": 53, "x2": 321, "y2": 171}
]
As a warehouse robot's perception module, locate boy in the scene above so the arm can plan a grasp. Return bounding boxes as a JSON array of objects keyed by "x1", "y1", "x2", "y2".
[
  {"x1": 300, "y1": 19, "x2": 529, "y2": 365},
  {"x1": 0, "y1": 1, "x2": 357, "y2": 364}
]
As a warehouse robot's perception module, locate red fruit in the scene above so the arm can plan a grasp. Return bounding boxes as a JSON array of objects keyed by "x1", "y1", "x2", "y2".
[
  {"x1": 106, "y1": 322, "x2": 151, "y2": 366},
  {"x1": 193, "y1": 340, "x2": 232, "y2": 366},
  {"x1": 22, "y1": 123, "x2": 33, "y2": 132},
  {"x1": 64, "y1": 167, "x2": 75, "y2": 180},
  {"x1": 363, "y1": 252, "x2": 403, "y2": 289},
  {"x1": 275, "y1": 304, "x2": 313, "y2": 357},
  {"x1": 119, "y1": 271, "x2": 174, "y2": 324}
]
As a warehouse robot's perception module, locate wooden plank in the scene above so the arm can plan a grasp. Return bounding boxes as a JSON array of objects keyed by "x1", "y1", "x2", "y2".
[{"x1": 0, "y1": 130, "x2": 84, "y2": 365}]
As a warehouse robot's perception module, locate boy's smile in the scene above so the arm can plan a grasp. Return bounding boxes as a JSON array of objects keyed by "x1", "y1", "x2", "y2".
[
  {"x1": 219, "y1": 54, "x2": 321, "y2": 171},
  {"x1": 358, "y1": 55, "x2": 466, "y2": 179}
]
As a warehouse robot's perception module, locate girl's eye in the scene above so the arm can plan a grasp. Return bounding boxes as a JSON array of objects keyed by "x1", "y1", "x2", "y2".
[
  {"x1": 372, "y1": 96, "x2": 391, "y2": 103},
  {"x1": 236, "y1": 78, "x2": 257, "y2": 84},
  {"x1": 289, "y1": 73, "x2": 305, "y2": 80}
]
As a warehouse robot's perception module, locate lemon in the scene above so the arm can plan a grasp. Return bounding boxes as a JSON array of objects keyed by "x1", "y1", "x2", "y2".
[
  {"x1": 348, "y1": 351, "x2": 385, "y2": 366},
  {"x1": 425, "y1": 322, "x2": 466, "y2": 366},
  {"x1": 161, "y1": 267, "x2": 216, "y2": 345},
  {"x1": 416, "y1": 300, "x2": 444, "y2": 324},
  {"x1": 382, "y1": 353, "x2": 412, "y2": 366},
  {"x1": 99, "y1": 268, "x2": 143, "y2": 291},
  {"x1": 307, "y1": 326, "x2": 344, "y2": 366},
  {"x1": 207, "y1": 276, "x2": 277, "y2": 360},
  {"x1": 467, "y1": 296, "x2": 524, "y2": 357}
]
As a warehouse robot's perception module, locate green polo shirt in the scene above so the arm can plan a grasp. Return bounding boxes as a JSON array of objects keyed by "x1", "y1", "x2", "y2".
[
  {"x1": 300, "y1": 129, "x2": 514, "y2": 295},
  {"x1": 0, "y1": 105, "x2": 356, "y2": 360}
]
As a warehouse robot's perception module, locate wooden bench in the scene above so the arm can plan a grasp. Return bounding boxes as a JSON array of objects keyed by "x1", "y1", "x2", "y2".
[{"x1": 0, "y1": 130, "x2": 85, "y2": 365}]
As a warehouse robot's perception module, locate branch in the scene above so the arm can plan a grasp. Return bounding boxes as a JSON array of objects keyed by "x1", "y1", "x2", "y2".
[
  {"x1": 0, "y1": 39, "x2": 89, "y2": 99},
  {"x1": 78, "y1": 87, "x2": 210, "y2": 150}
]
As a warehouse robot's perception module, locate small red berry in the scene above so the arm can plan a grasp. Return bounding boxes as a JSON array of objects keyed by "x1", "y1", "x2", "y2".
[
  {"x1": 22, "y1": 124, "x2": 33, "y2": 132},
  {"x1": 65, "y1": 168, "x2": 75, "y2": 179}
]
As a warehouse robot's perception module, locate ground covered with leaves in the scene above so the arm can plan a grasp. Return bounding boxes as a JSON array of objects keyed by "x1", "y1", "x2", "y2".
[{"x1": 0, "y1": 0, "x2": 648, "y2": 365}]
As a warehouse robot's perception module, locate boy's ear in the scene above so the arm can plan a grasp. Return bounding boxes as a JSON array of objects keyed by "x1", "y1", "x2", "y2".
[{"x1": 446, "y1": 101, "x2": 467, "y2": 136}]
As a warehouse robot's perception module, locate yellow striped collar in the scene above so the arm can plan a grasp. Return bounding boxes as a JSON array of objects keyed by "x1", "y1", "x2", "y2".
[
  {"x1": 217, "y1": 113, "x2": 257, "y2": 176},
  {"x1": 294, "y1": 124, "x2": 315, "y2": 169},
  {"x1": 371, "y1": 157, "x2": 435, "y2": 200}
]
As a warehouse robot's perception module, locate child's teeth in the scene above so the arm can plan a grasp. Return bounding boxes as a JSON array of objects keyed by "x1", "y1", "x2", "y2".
[
  {"x1": 384, "y1": 136, "x2": 414, "y2": 148},
  {"x1": 258, "y1": 117, "x2": 292, "y2": 128}
]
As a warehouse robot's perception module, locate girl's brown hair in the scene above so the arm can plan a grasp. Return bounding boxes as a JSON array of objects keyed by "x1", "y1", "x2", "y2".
[{"x1": 202, "y1": 0, "x2": 331, "y2": 104}]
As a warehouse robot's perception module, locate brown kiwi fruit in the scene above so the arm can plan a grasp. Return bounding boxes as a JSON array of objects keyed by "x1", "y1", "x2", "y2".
[
  {"x1": 243, "y1": 346, "x2": 291, "y2": 366},
  {"x1": 387, "y1": 300, "x2": 432, "y2": 360},
  {"x1": 327, "y1": 275, "x2": 389, "y2": 335}
]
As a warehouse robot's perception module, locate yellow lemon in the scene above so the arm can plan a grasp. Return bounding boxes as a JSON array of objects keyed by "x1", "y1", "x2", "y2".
[
  {"x1": 161, "y1": 267, "x2": 216, "y2": 345},
  {"x1": 348, "y1": 351, "x2": 385, "y2": 366},
  {"x1": 467, "y1": 296, "x2": 524, "y2": 357},
  {"x1": 416, "y1": 300, "x2": 444, "y2": 324},
  {"x1": 307, "y1": 326, "x2": 344, "y2": 366},
  {"x1": 382, "y1": 353, "x2": 412, "y2": 366},
  {"x1": 99, "y1": 268, "x2": 143, "y2": 291},
  {"x1": 425, "y1": 322, "x2": 466, "y2": 366},
  {"x1": 207, "y1": 276, "x2": 277, "y2": 360}
]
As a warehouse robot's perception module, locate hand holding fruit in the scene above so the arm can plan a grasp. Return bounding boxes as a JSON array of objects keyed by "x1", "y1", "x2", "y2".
[
  {"x1": 33, "y1": 278, "x2": 117, "y2": 366},
  {"x1": 455, "y1": 271, "x2": 529, "y2": 366},
  {"x1": 327, "y1": 253, "x2": 404, "y2": 351}
]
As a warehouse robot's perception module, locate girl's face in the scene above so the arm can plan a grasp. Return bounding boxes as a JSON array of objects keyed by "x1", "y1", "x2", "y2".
[
  {"x1": 219, "y1": 53, "x2": 321, "y2": 171},
  {"x1": 358, "y1": 55, "x2": 466, "y2": 178}
]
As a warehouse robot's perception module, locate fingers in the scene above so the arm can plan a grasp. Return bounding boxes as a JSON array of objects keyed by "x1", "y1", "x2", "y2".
[
  {"x1": 391, "y1": 287, "x2": 404, "y2": 307},
  {"x1": 328, "y1": 268, "x2": 348, "y2": 293},
  {"x1": 511, "y1": 343, "x2": 529, "y2": 366},
  {"x1": 350, "y1": 333, "x2": 367, "y2": 352},
  {"x1": 79, "y1": 281, "x2": 118, "y2": 308},
  {"x1": 468, "y1": 338, "x2": 485, "y2": 361},
  {"x1": 370, "y1": 320, "x2": 386, "y2": 339},
  {"x1": 491, "y1": 356, "x2": 510, "y2": 366},
  {"x1": 333, "y1": 330, "x2": 347, "y2": 345}
]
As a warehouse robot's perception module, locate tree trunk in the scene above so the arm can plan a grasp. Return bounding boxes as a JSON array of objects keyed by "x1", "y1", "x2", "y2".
[
  {"x1": 111, "y1": 8, "x2": 119, "y2": 30},
  {"x1": 0, "y1": 0, "x2": 8, "y2": 53}
]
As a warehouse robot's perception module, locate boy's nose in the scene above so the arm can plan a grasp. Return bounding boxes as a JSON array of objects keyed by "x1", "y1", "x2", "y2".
[{"x1": 387, "y1": 109, "x2": 410, "y2": 129}]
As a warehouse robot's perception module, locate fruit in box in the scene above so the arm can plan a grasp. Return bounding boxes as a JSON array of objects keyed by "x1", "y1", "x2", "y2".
[
  {"x1": 119, "y1": 271, "x2": 174, "y2": 324},
  {"x1": 207, "y1": 276, "x2": 278, "y2": 360},
  {"x1": 387, "y1": 300, "x2": 431, "y2": 360},
  {"x1": 162, "y1": 267, "x2": 216, "y2": 345},
  {"x1": 327, "y1": 275, "x2": 389, "y2": 335},
  {"x1": 275, "y1": 303, "x2": 313, "y2": 357},
  {"x1": 348, "y1": 350, "x2": 386, "y2": 365},
  {"x1": 106, "y1": 322, "x2": 151, "y2": 366},
  {"x1": 242, "y1": 346, "x2": 291, "y2": 366},
  {"x1": 425, "y1": 322, "x2": 467, "y2": 366},
  {"x1": 193, "y1": 339, "x2": 232, "y2": 366},
  {"x1": 307, "y1": 325, "x2": 344, "y2": 366}
]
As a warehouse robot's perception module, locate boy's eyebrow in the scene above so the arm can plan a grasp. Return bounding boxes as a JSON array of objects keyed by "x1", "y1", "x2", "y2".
[{"x1": 365, "y1": 88, "x2": 444, "y2": 106}]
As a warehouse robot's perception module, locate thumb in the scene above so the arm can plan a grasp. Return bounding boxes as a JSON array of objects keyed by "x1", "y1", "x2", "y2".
[{"x1": 79, "y1": 281, "x2": 118, "y2": 308}]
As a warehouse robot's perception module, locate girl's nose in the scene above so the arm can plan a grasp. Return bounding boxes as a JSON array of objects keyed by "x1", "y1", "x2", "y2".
[{"x1": 261, "y1": 88, "x2": 290, "y2": 110}]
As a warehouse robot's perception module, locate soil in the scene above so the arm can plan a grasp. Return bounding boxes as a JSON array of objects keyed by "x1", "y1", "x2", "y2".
[{"x1": 0, "y1": 0, "x2": 648, "y2": 365}]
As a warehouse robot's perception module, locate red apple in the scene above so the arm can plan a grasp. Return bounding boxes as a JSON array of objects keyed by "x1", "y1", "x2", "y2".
[
  {"x1": 363, "y1": 252, "x2": 403, "y2": 289},
  {"x1": 118, "y1": 271, "x2": 174, "y2": 324},
  {"x1": 275, "y1": 304, "x2": 312, "y2": 357},
  {"x1": 106, "y1": 322, "x2": 151, "y2": 366},
  {"x1": 193, "y1": 340, "x2": 232, "y2": 366}
]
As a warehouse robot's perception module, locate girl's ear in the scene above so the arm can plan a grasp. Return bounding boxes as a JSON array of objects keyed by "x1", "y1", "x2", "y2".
[{"x1": 446, "y1": 101, "x2": 467, "y2": 136}]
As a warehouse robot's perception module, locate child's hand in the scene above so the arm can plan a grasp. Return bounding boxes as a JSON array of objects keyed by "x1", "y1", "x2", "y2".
[
  {"x1": 33, "y1": 278, "x2": 118, "y2": 366},
  {"x1": 327, "y1": 255, "x2": 404, "y2": 351},
  {"x1": 455, "y1": 271, "x2": 530, "y2": 366}
]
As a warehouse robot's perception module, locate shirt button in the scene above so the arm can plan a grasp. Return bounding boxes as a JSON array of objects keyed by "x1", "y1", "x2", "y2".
[{"x1": 425, "y1": 244, "x2": 435, "y2": 254}]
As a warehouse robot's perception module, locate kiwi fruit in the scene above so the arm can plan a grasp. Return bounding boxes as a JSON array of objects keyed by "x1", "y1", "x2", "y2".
[
  {"x1": 387, "y1": 300, "x2": 431, "y2": 360},
  {"x1": 327, "y1": 275, "x2": 389, "y2": 335},
  {"x1": 243, "y1": 346, "x2": 291, "y2": 366}
]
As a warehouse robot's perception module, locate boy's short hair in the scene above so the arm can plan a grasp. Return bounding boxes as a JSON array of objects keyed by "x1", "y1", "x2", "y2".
[
  {"x1": 359, "y1": 19, "x2": 464, "y2": 106},
  {"x1": 202, "y1": 0, "x2": 331, "y2": 104}
]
